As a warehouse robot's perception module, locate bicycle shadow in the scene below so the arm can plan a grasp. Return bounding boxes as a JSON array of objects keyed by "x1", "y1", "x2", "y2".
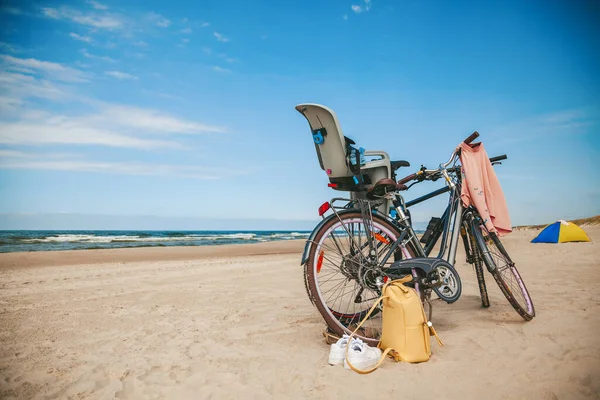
[{"x1": 427, "y1": 294, "x2": 529, "y2": 331}]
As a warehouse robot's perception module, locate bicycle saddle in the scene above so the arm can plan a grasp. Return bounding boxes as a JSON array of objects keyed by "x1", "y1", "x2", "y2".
[{"x1": 366, "y1": 178, "x2": 407, "y2": 199}]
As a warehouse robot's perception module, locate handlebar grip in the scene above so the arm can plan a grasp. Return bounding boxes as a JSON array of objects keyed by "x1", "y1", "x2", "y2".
[
  {"x1": 489, "y1": 154, "x2": 507, "y2": 163},
  {"x1": 464, "y1": 131, "x2": 479, "y2": 145},
  {"x1": 398, "y1": 173, "x2": 417, "y2": 185}
]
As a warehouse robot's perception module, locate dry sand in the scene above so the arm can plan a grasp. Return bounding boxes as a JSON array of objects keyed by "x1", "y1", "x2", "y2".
[{"x1": 1, "y1": 229, "x2": 599, "y2": 399}]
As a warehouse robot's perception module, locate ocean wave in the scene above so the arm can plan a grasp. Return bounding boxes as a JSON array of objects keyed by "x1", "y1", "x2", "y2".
[
  {"x1": 17, "y1": 233, "x2": 262, "y2": 244},
  {"x1": 204, "y1": 233, "x2": 257, "y2": 240},
  {"x1": 22, "y1": 234, "x2": 110, "y2": 243},
  {"x1": 0, "y1": 230, "x2": 312, "y2": 252},
  {"x1": 267, "y1": 232, "x2": 309, "y2": 239}
]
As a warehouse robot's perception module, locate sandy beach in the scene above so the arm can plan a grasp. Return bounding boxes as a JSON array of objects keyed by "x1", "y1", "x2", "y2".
[{"x1": 1, "y1": 228, "x2": 599, "y2": 399}]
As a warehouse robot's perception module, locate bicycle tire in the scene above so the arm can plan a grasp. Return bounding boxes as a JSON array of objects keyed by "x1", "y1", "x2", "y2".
[
  {"x1": 305, "y1": 211, "x2": 417, "y2": 346},
  {"x1": 467, "y1": 228, "x2": 490, "y2": 308},
  {"x1": 471, "y1": 221, "x2": 535, "y2": 320}
]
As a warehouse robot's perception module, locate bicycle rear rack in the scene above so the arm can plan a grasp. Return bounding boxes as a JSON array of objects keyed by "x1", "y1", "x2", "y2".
[{"x1": 322, "y1": 197, "x2": 387, "y2": 219}]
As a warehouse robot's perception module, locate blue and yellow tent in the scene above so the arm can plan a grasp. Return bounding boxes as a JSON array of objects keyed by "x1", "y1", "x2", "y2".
[{"x1": 531, "y1": 220, "x2": 591, "y2": 243}]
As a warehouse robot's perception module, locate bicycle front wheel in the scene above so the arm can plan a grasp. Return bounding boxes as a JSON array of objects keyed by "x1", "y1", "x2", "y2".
[
  {"x1": 471, "y1": 221, "x2": 535, "y2": 320},
  {"x1": 305, "y1": 211, "x2": 417, "y2": 346},
  {"x1": 465, "y1": 223, "x2": 490, "y2": 308}
]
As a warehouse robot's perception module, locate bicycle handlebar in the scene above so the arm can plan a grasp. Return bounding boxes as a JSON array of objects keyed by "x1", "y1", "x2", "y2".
[
  {"x1": 397, "y1": 153, "x2": 507, "y2": 185},
  {"x1": 464, "y1": 131, "x2": 479, "y2": 145},
  {"x1": 398, "y1": 173, "x2": 418, "y2": 185}
]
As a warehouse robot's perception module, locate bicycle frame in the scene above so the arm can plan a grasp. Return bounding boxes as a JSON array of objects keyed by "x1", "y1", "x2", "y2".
[
  {"x1": 399, "y1": 185, "x2": 462, "y2": 262},
  {"x1": 390, "y1": 175, "x2": 465, "y2": 267}
]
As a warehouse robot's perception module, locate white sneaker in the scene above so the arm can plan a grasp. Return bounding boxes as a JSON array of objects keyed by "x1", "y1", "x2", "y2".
[
  {"x1": 328, "y1": 334, "x2": 351, "y2": 365},
  {"x1": 344, "y1": 338, "x2": 382, "y2": 370}
]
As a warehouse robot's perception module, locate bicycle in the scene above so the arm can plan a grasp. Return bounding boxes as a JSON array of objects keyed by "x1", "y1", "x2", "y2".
[{"x1": 302, "y1": 131, "x2": 535, "y2": 346}]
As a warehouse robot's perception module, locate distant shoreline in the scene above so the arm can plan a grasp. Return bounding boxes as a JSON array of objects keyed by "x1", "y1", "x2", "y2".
[{"x1": 0, "y1": 239, "x2": 307, "y2": 270}]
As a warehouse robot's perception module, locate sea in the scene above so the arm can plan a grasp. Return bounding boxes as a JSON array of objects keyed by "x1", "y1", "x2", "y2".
[{"x1": 0, "y1": 230, "x2": 312, "y2": 253}]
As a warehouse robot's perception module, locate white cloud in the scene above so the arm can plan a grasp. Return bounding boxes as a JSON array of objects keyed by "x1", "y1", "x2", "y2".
[
  {"x1": 0, "y1": 95, "x2": 25, "y2": 112},
  {"x1": 213, "y1": 32, "x2": 229, "y2": 42},
  {"x1": 181, "y1": 38, "x2": 190, "y2": 44},
  {"x1": 1, "y1": 55, "x2": 89, "y2": 82},
  {"x1": 157, "y1": 92, "x2": 182, "y2": 101},
  {"x1": 180, "y1": 27, "x2": 192, "y2": 34},
  {"x1": 0, "y1": 150, "x2": 83, "y2": 159},
  {"x1": 487, "y1": 107, "x2": 599, "y2": 146},
  {"x1": 1, "y1": 7, "x2": 23, "y2": 15},
  {"x1": 81, "y1": 49, "x2": 116, "y2": 62},
  {"x1": 343, "y1": 15, "x2": 348, "y2": 20},
  {"x1": 201, "y1": 22, "x2": 210, "y2": 27},
  {"x1": 351, "y1": 0, "x2": 372, "y2": 13},
  {"x1": 98, "y1": 104, "x2": 227, "y2": 134},
  {"x1": 133, "y1": 41, "x2": 148, "y2": 47},
  {"x1": 202, "y1": 47, "x2": 212, "y2": 55},
  {"x1": 87, "y1": 0, "x2": 108, "y2": 10},
  {"x1": 43, "y1": 7, "x2": 60, "y2": 18},
  {"x1": 157, "y1": 19, "x2": 171, "y2": 27},
  {"x1": 75, "y1": 61, "x2": 92, "y2": 68},
  {"x1": 146, "y1": 12, "x2": 171, "y2": 28},
  {"x1": 105, "y1": 70, "x2": 138, "y2": 80},
  {"x1": 0, "y1": 155, "x2": 241, "y2": 180},
  {"x1": 0, "y1": 71, "x2": 70, "y2": 106},
  {"x1": 142, "y1": 90, "x2": 183, "y2": 101},
  {"x1": 0, "y1": 150, "x2": 34, "y2": 158},
  {"x1": 218, "y1": 54, "x2": 236, "y2": 63},
  {"x1": 212, "y1": 66, "x2": 232, "y2": 74},
  {"x1": 0, "y1": 119, "x2": 179, "y2": 150},
  {"x1": 42, "y1": 7, "x2": 124, "y2": 29},
  {"x1": 0, "y1": 41, "x2": 18, "y2": 53},
  {"x1": 0, "y1": 54, "x2": 229, "y2": 161},
  {"x1": 69, "y1": 32, "x2": 92, "y2": 42},
  {"x1": 0, "y1": 99, "x2": 227, "y2": 150}
]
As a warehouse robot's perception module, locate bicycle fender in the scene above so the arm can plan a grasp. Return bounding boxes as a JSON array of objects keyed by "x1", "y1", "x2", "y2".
[
  {"x1": 300, "y1": 209, "x2": 397, "y2": 265},
  {"x1": 300, "y1": 211, "x2": 351, "y2": 265}
]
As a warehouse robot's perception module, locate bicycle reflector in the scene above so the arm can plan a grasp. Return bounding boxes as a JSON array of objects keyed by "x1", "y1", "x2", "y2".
[{"x1": 318, "y1": 202, "x2": 330, "y2": 216}]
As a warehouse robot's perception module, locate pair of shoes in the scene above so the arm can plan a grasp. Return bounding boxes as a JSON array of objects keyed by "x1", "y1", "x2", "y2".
[
  {"x1": 328, "y1": 334, "x2": 351, "y2": 366},
  {"x1": 328, "y1": 334, "x2": 382, "y2": 370}
]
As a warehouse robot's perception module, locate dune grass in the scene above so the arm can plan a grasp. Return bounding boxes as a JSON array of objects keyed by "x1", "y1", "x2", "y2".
[{"x1": 514, "y1": 215, "x2": 600, "y2": 230}]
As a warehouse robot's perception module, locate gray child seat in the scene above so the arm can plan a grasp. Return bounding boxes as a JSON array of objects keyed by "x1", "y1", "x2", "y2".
[{"x1": 295, "y1": 103, "x2": 409, "y2": 213}]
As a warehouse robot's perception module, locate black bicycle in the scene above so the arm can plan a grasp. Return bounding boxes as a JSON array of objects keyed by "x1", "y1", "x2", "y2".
[{"x1": 302, "y1": 132, "x2": 535, "y2": 346}]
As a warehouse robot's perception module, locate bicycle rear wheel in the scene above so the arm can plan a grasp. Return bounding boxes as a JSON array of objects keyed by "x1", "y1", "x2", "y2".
[
  {"x1": 471, "y1": 221, "x2": 535, "y2": 320},
  {"x1": 305, "y1": 211, "x2": 418, "y2": 346}
]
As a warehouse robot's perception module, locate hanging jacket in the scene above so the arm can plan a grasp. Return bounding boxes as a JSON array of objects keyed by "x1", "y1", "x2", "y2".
[{"x1": 458, "y1": 142, "x2": 512, "y2": 236}]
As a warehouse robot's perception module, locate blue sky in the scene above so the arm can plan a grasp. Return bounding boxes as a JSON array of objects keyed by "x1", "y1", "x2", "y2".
[{"x1": 0, "y1": 0, "x2": 598, "y2": 230}]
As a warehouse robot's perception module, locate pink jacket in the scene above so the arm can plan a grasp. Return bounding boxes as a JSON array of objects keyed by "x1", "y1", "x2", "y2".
[{"x1": 459, "y1": 142, "x2": 512, "y2": 236}]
